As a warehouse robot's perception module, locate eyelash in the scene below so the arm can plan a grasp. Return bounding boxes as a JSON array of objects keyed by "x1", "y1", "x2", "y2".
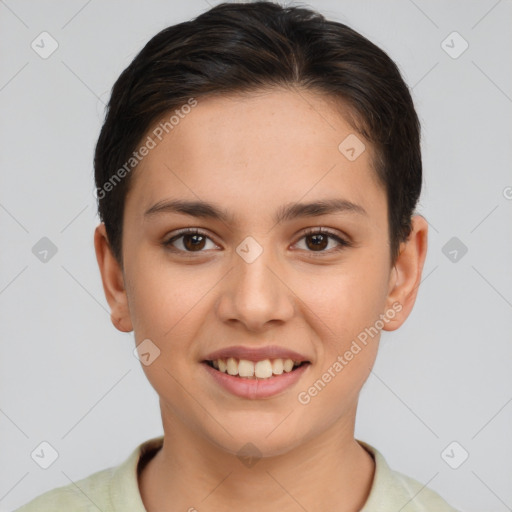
[{"x1": 162, "y1": 227, "x2": 351, "y2": 256}]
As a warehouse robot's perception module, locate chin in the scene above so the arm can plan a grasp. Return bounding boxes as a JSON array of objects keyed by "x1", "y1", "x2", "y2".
[{"x1": 203, "y1": 414, "x2": 310, "y2": 459}]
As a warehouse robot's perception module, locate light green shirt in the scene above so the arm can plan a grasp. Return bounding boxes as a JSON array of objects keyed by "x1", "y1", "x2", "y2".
[{"x1": 15, "y1": 436, "x2": 460, "y2": 511}]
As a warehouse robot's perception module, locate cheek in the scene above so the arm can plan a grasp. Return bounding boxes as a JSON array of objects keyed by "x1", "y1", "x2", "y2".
[
  {"x1": 296, "y1": 254, "x2": 390, "y2": 343},
  {"x1": 126, "y1": 252, "x2": 215, "y2": 340},
  {"x1": 294, "y1": 265, "x2": 386, "y2": 418},
  {"x1": 126, "y1": 261, "x2": 212, "y2": 409}
]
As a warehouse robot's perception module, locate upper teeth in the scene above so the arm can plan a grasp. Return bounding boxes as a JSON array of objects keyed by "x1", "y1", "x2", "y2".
[{"x1": 211, "y1": 358, "x2": 302, "y2": 379}]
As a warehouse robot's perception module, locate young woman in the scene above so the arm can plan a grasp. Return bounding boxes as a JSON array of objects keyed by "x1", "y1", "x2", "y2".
[{"x1": 16, "y1": 2, "x2": 460, "y2": 511}]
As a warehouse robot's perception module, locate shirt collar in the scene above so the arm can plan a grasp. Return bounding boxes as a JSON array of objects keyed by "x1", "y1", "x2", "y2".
[{"x1": 108, "y1": 436, "x2": 429, "y2": 512}]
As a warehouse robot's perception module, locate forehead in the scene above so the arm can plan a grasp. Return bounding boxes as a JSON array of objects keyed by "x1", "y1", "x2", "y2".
[{"x1": 126, "y1": 88, "x2": 384, "y2": 224}]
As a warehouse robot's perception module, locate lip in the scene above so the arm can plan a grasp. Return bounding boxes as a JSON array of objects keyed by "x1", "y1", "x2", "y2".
[
  {"x1": 203, "y1": 345, "x2": 310, "y2": 363},
  {"x1": 202, "y1": 360, "x2": 310, "y2": 399}
]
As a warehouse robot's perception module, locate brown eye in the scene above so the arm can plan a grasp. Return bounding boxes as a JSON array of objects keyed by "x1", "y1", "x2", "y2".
[
  {"x1": 295, "y1": 228, "x2": 350, "y2": 254},
  {"x1": 182, "y1": 233, "x2": 207, "y2": 251},
  {"x1": 164, "y1": 229, "x2": 217, "y2": 253},
  {"x1": 305, "y1": 232, "x2": 329, "y2": 251}
]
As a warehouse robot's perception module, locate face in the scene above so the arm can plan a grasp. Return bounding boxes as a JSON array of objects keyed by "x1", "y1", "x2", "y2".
[{"x1": 96, "y1": 88, "x2": 426, "y2": 457}]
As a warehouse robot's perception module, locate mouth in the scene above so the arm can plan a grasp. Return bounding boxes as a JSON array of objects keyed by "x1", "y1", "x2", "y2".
[{"x1": 203, "y1": 357, "x2": 310, "y2": 379}]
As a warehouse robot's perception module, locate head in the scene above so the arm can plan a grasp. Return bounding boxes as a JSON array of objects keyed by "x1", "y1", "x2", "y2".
[{"x1": 94, "y1": 1, "x2": 427, "y2": 457}]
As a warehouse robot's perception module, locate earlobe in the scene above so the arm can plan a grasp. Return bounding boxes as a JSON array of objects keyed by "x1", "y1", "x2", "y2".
[
  {"x1": 383, "y1": 215, "x2": 428, "y2": 332},
  {"x1": 94, "y1": 223, "x2": 133, "y2": 333}
]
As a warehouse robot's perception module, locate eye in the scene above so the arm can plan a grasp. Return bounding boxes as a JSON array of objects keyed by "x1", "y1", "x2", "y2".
[
  {"x1": 293, "y1": 228, "x2": 351, "y2": 254},
  {"x1": 162, "y1": 227, "x2": 351, "y2": 256},
  {"x1": 163, "y1": 228, "x2": 218, "y2": 253}
]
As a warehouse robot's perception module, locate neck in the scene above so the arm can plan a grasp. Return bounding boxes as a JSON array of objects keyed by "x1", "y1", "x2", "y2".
[{"x1": 139, "y1": 406, "x2": 375, "y2": 512}]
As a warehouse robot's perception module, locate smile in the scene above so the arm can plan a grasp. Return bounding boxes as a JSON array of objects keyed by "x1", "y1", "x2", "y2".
[
  {"x1": 205, "y1": 357, "x2": 309, "y2": 379},
  {"x1": 202, "y1": 357, "x2": 311, "y2": 399}
]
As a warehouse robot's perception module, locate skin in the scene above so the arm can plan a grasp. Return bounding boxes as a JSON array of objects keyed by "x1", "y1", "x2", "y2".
[{"x1": 94, "y1": 87, "x2": 428, "y2": 512}]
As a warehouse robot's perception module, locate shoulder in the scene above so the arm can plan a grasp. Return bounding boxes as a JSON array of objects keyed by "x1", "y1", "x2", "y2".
[
  {"x1": 13, "y1": 436, "x2": 164, "y2": 512},
  {"x1": 358, "y1": 440, "x2": 462, "y2": 512},
  {"x1": 384, "y1": 468, "x2": 461, "y2": 511},
  {"x1": 13, "y1": 465, "x2": 117, "y2": 511}
]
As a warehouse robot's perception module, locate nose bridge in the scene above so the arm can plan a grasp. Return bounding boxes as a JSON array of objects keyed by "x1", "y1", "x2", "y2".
[
  {"x1": 217, "y1": 234, "x2": 294, "y2": 329},
  {"x1": 237, "y1": 240, "x2": 276, "y2": 293}
]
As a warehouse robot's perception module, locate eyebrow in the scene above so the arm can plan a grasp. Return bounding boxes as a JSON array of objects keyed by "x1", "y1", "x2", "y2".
[{"x1": 144, "y1": 197, "x2": 367, "y2": 224}]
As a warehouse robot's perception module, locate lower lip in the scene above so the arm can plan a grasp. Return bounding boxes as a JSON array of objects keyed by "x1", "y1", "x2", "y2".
[{"x1": 202, "y1": 362, "x2": 310, "y2": 399}]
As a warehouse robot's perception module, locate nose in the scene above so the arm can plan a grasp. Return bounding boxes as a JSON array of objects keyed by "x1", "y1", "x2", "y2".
[{"x1": 216, "y1": 241, "x2": 295, "y2": 332}]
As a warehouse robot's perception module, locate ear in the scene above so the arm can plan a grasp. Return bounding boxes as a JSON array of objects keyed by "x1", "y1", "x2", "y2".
[
  {"x1": 383, "y1": 215, "x2": 428, "y2": 331},
  {"x1": 94, "y1": 223, "x2": 133, "y2": 333}
]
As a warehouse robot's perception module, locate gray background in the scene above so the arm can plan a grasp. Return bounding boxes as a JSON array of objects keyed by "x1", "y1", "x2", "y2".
[{"x1": 1, "y1": 1, "x2": 511, "y2": 510}]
